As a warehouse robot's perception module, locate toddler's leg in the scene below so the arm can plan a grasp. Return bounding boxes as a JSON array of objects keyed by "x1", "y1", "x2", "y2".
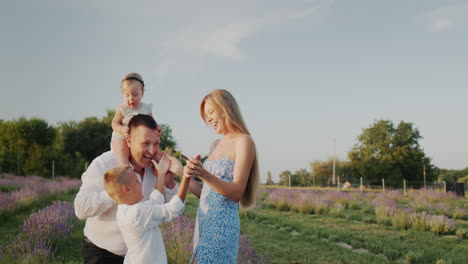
[{"x1": 112, "y1": 137, "x2": 130, "y2": 166}]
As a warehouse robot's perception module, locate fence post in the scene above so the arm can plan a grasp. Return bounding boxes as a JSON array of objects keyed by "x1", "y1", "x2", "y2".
[
  {"x1": 382, "y1": 178, "x2": 385, "y2": 192},
  {"x1": 443, "y1": 181, "x2": 446, "y2": 192},
  {"x1": 52, "y1": 160, "x2": 55, "y2": 180},
  {"x1": 360, "y1": 177, "x2": 363, "y2": 192},
  {"x1": 337, "y1": 176, "x2": 340, "y2": 191},
  {"x1": 403, "y1": 179, "x2": 406, "y2": 196}
]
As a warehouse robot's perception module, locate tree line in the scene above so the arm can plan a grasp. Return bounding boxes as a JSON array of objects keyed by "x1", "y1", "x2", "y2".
[
  {"x1": 266, "y1": 120, "x2": 467, "y2": 188},
  {"x1": 0, "y1": 110, "x2": 177, "y2": 178}
]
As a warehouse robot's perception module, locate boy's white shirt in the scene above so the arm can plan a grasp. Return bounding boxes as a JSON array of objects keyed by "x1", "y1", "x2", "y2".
[
  {"x1": 74, "y1": 151, "x2": 179, "y2": 256},
  {"x1": 117, "y1": 189, "x2": 184, "y2": 264}
]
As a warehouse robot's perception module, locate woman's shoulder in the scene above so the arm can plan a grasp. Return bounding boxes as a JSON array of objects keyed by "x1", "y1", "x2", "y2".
[{"x1": 233, "y1": 134, "x2": 254, "y2": 145}]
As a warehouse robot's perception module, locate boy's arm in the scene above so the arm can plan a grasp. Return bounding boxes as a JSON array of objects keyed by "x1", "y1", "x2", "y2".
[{"x1": 176, "y1": 169, "x2": 191, "y2": 202}]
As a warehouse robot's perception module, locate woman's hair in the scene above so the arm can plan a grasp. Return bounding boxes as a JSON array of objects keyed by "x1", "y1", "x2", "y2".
[
  {"x1": 121, "y1": 72, "x2": 145, "y2": 93},
  {"x1": 200, "y1": 89, "x2": 260, "y2": 208},
  {"x1": 104, "y1": 166, "x2": 133, "y2": 202}
]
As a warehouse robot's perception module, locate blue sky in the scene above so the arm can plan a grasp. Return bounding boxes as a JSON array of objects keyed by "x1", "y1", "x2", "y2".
[{"x1": 1, "y1": 0, "x2": 467, "y2": 182}]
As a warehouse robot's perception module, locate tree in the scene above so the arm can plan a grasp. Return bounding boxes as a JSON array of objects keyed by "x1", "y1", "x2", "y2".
[
  {"x1": 0, "y1": 118, "x2": 56, "y2": 176},
  {"x1": 278, "y1": 170, "x2": 292, "y2": 186},
  {"x1": 310, "y1": 158, "x2": 351, "y2": 186},
  {"x1": 295, "y1": 168, "x2": 311, "y2": 187},
  {"x1": 265, "y1": 171, "x2": 275, "y2": 185},
  {"x1": 348, "y1": 120, "x2": 436, "y2": 187}
]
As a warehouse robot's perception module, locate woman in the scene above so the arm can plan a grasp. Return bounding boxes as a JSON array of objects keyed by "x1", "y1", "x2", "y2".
[{"x1": 185, "y1": 89, "x2": 259, "y2": 264}]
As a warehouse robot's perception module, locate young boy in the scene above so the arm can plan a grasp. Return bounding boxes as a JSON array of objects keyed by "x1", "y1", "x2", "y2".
[{"x1": 104, "y1": 155, "x2": 190, "y2": 264}]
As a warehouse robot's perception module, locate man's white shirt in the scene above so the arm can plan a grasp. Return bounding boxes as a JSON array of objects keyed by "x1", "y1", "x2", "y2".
[{"x1": 74, "y1": 151, "x2": 178, "y2": 256}]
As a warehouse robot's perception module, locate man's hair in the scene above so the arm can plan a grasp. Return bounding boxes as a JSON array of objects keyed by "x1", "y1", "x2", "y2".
[
  {"x1": 104, "y1": 166, "x2": 133, "y2": 202},
  {"x1": 128, "y1": 114, "x2": 158, "y2": 134}
]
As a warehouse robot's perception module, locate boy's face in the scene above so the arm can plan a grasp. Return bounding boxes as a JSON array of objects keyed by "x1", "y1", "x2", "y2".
[{"x1": 126, "y1": 171, "x2": 144, "y2": 204}]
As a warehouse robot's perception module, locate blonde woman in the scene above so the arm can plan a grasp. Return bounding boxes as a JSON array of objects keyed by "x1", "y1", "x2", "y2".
[{"x1": 185, "y1": 89, "x2": 259, "y2": 264}]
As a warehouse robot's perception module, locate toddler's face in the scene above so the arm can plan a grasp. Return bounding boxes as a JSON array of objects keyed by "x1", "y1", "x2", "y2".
[{"x1": 123, "y1": 82, "x2": 144, "y2": 109}]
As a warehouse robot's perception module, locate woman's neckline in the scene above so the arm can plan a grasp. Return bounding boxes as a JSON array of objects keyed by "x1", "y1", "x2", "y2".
[{"x1": 206, "y1": 158, "x2": 235, "y2": 163}]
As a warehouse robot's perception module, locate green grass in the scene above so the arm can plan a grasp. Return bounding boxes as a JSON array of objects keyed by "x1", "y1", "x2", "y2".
[
  {"x1": 0, "y1": 191, "x2": 85, "y2": 264},
  {"x1": 0, "y1": 185, "x2": 19, "y2": 193},
  {"x1": 3, "y1": 192, "x2": 467, "y2": 264},
  {"x1": 240, "y1": 206, "x2": 468, "y2": 264}
]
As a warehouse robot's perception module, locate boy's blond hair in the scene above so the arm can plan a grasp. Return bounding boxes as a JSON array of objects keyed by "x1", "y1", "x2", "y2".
[{"x1": 104, "y1": 166, "x2": 133, "y2": 202}]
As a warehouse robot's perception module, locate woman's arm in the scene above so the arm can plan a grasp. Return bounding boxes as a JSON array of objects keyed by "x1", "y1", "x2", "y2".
[
  {"x1": 187, "y1": 135, "x2": 255, "y2": 202},
  {"x1": 188, "y1": 177, "x2": 203, "y2": 198}
]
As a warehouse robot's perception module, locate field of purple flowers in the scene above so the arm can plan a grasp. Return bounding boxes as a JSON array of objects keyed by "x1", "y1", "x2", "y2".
[
  {"x1": 0, "y1": 174, "x2": 81, "y2": 217},
  {"x1": 0, "y1": 174, "x2": 81, "y2": 263},
  {"x1": 263, "y1": 188, "x2": 468, "y2": 237},
  {"x1": 0, "y1": 174, "x2": 265, "y2": 264}
]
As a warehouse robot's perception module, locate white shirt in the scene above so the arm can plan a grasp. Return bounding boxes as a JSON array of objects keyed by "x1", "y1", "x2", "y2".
[
  {"x1": 117, "y1": 190, "x2": 184, "y2": 264},
  {"x1": 74, "y1": 151, "x2": 178, "y2": 256}
]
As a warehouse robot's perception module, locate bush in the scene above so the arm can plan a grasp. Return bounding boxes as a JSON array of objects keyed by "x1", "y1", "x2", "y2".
[
  {"x1": 405, "y1": 250, "x2": 423, "y2": 264},
  {"x1": 456, "y1": 228, "x2": 468, "y2": 239},
  {"x1": 391, "y1": 210, "x2": 412, "y2": 230},
  {"x1": 428, "y1": 215, "x2": 456, "y2": 235},
  {"x1": 410, "y1": 212, "x2": 430, "y2": 232}
]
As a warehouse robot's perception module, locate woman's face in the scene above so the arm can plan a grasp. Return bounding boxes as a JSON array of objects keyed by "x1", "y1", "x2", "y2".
[{"x1": 204, "y1": 101, "x2": 225, "y2": 135}]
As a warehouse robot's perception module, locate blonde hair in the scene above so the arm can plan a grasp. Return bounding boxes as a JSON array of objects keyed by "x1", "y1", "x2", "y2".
[
  {"x1": 200, "y1": 89, "x2": 260, "y2": 208},
  {"x1": 104, "y1": 166, "x2": 134, "y2": 202},
  {"x1": 121, "y1": 72, "x2": 145, "y2": 93}
]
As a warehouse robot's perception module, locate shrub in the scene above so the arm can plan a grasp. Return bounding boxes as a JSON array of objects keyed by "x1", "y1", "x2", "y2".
[
  {"x1": 455, "y1": 228, "x2": 468, "y2": 239},
  {"x1": 405, "y1": 250, "x2": 423, "y2": 264},
  {"x1": 410, "y1": 212, "x2": 430, "y2": 232},
  {"x1": 391, "y1": 209, "x2": 412, "y2": 230},
  {"x1": 428, "y1": 215, "x2": 456, "y2": 235},
  {"x1": 452, "y1": 208, "x2": 468, "y2": 220}
]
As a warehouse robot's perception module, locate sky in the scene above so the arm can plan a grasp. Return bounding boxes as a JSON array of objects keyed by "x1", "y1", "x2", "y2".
[{"x1": 1, "y1": 0, "x2": 467, "y2": 182}]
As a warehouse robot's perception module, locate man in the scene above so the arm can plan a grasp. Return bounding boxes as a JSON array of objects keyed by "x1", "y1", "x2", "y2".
[{"x1": 74, "y1": 114, "x2": 184, "y2": 263}]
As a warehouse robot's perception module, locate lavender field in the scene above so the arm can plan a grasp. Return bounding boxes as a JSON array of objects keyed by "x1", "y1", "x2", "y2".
[
  {"x1": 1, "y1": 174, "x2": 467, "y2": 263},
  {"x1": 264, "y1": 188, "x2": 467, "y2": 236},
  {"x1": 0, "y1": 175, "x2": 265, "y2": 264}
]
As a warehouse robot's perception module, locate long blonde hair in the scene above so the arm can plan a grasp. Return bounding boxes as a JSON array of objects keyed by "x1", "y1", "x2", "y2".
[{"x1": 200, "y1": 89, "x2": 259, "y2": 208}]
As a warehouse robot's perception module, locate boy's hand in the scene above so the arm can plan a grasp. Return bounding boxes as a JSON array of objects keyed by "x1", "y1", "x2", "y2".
[
  {"x1": 152, "y1": 154, "x2": 170, "y2": 176},
  {"x1": 167, "y1": 155, "x2": 183, "y2": 176}
]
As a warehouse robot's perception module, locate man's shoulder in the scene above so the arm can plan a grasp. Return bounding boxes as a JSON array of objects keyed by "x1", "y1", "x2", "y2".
[{"x1": 88, "y1": 151, "x2": 117, "y2": 172}]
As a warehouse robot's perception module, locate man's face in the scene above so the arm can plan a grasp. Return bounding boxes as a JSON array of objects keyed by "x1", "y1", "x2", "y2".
[{"x1": 127, "y1": 125, "x2": 160, "y2": 172}]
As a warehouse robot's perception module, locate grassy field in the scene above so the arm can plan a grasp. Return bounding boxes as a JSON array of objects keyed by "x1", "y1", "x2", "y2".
[{"x1": 1, "y1": 190, "x2": 467, "y2": 263}]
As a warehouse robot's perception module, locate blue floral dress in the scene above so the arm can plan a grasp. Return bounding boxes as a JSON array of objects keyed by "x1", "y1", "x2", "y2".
[{"x1": 190, "y1": 159, "x2": 239, "y2": 264}]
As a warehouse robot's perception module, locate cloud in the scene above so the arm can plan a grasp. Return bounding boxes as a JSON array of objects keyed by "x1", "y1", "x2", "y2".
[
  {"x1": 151, "y1": 0, "x2": 334, "y2": 78},
  {"x1": 43, "y1": 0, "x2": 334, "y2": 79},
  {"x1": 417, "y1": 2, "x2": 468, "y2": 32}
]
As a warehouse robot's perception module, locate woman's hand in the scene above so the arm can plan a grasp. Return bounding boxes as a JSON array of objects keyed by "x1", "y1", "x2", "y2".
[{"x1": 185, "y1": 155, "x2": 204, "y2": 179}]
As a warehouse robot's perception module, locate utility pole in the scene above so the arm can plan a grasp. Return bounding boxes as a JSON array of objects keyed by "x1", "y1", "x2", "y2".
[
  {"x1": 423, "y1": 164, "x2": 426, "y2": 189},
  {"x1": 332, "y1": 138, "x2": 336, "y2": 185},
  {"x1": 52, "y1": 160, "x2": 55, "y2": 180},
  {"x1": 17, "y1": 143, "x2": 20, "y2": 176}
]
